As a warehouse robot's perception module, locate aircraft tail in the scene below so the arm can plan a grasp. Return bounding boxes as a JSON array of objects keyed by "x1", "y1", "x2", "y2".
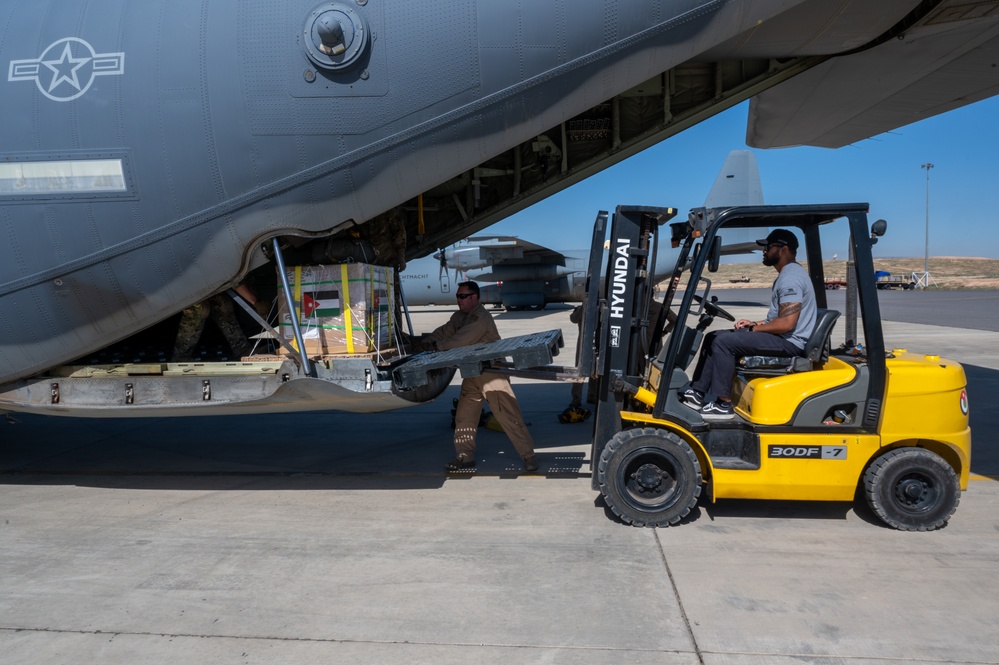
[{"x1": 703, "y1": 150, "x2": 764, "y2": 208}]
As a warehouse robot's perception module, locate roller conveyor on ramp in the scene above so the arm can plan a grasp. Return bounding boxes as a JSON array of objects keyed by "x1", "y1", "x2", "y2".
[{"x1": 393, "y1": 329, "x2": 566, "y2": 389}]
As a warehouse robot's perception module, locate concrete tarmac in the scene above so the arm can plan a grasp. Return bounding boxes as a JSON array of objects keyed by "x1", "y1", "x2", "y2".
[{"x1": 2, "y1": 293, "x2": 998, "y2": 664}]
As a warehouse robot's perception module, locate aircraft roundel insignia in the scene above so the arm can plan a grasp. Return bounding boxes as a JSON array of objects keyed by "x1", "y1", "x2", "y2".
[{"x1": 8, "y1": 37, "x2": 125, "y2": 102}]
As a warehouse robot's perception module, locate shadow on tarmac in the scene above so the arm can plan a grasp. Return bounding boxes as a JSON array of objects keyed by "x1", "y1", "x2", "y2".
[
  {"x1": 598, "y1": 494, "x2": 865, "y2": 529},
  {"x1": 0, "y1": 383, "x2": 591, "y2": 491},
  {"x1": 698, "y1": 499, "x2": 853, "y2": 523},
  {"x1": 2, "y1": 361, "x2": 993, "y2": 499}
]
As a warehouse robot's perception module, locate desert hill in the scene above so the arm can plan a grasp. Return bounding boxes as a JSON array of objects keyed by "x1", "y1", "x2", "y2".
[{"x1": 710, "y1": 256, "x2": 999, "y2": 290}]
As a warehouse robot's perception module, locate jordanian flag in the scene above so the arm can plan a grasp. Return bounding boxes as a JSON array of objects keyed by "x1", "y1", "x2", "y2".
[
  {"x1": 373, "y1": 288, "x2": 390, "y2": 312},
  {"x1": 301, "y1": 290, "x2": 340, "y2": 318}
]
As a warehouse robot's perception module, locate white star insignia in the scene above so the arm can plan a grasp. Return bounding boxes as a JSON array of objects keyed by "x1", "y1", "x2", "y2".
[{"x1": 42, "y1": 42, "x2": 90, "y2": 93}]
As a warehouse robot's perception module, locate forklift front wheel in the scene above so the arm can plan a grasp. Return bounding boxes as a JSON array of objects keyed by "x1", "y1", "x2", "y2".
[
  {"x1": 863, "y1": 448, "x2": 960, "y2": 531},
  {"x1": 597, "y1": 428, "x2": 702, "y2": 527}
]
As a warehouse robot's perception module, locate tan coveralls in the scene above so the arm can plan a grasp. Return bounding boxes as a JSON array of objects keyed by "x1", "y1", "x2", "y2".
[{"x1": 426, "y1": 303, "x2": 535, "y2": 461}]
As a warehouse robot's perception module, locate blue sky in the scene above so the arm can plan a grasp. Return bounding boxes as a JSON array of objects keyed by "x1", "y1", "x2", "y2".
[{"x1": 492, "y1": 96, "x2": 999, "y2": 260}]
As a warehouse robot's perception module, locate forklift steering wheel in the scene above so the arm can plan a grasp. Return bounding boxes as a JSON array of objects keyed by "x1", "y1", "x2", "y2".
[{"x1": 692, "y1": 294, "x2": 735, "y2": 322}]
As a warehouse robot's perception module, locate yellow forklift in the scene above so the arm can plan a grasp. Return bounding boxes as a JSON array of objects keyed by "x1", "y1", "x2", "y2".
[{"x1": 576, "y1": 204, "x2": 971, "y2": 531}]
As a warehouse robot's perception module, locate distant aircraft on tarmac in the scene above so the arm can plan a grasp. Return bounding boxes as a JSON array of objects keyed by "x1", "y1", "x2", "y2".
[{"x1": 402, "y1": 150, "x2": 765, "y2": 309}]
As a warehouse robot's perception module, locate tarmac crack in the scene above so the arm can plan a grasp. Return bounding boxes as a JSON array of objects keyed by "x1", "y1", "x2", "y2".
[
  {"x1": 654, "y1": 528, "x2": 705, "y2": 665},
  {"x1": 0, "y1": 626, "x2": 698, "y2": 655},
  {"x1": 5, "y1": 627, "x2": 997, "y2": 663},
  {"x1": 695, "y1": 648, "x2": 996, "y2": 665}
]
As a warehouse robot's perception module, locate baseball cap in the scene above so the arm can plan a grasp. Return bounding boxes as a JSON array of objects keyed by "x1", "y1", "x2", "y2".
[{"x1": 756, "y1": 229, "x2": 799, "y2": 251}]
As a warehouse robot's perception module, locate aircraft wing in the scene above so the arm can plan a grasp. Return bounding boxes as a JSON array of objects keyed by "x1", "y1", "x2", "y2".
[
  {"x1": 747, "y1": 8, "x2": 999, "y2": 149},
  {"x1": 465, "y1": 236, "x2": 569, "y2": 266}
]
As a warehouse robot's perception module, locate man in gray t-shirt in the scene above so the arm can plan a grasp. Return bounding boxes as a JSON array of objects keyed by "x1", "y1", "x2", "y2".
[
  {"x1": 680, "y1": 229, "x2": 817, "y2": 419},
  {"x1": 767, "y1": 259, "x2": 817, "y2": 350}
]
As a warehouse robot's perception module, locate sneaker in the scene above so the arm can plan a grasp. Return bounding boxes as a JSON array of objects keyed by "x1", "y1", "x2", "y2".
[
  {"x1": 523, "y1": 455, "x2": 540, "y2": 473},
  {"x1": 700, "y1": 400, "x2": 735, "y2": 419},
  {"x1": 445, "y1": 454, "x2": 475, "y2": 471},
  {"x1": 679, "y1": 388, "x2": 704, "y2": 409}
]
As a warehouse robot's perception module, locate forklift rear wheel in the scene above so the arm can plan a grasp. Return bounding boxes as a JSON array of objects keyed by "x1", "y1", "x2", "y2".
[
  {"x1": 597, "y1": 428, "x2": 702, "y2": 527},
  {"x1": 863, "y1": 448, "x2": 960, "y2": 531}
]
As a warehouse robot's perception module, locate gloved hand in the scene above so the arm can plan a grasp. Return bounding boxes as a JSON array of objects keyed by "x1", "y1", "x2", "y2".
[
  {"x1": 400, "y1": 332, "x2": 432, "y2": 352},
  {"x1": 412, "y1": 333, "x2": 436, "y2": 352}
]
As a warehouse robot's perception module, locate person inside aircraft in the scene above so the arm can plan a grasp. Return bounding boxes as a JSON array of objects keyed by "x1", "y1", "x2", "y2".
[
  {"x1": 416, "y1": 281, "x2": 539, "y2": 473},
  {"x1": 360, "y1": 207, "x2": 409, "y2": 271},
  {"x1": 171, "y1": 284, "x2": 266, "y2": 362},
  {"x1": 307, "y1": 207, "x2": 409, "y2": 270},
  {"x1": 680, "y1": 229, "x2": 816, "y2": 419}
]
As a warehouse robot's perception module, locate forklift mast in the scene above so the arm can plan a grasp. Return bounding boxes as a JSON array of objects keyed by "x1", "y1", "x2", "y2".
[{"x1": 588, "y1": 205, "x2": 676, "y2": 477}]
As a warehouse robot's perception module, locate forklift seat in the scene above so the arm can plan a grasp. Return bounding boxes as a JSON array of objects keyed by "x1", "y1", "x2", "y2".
[{"x1": 737, "y1": 308, "x2": 840, "y2": 375}]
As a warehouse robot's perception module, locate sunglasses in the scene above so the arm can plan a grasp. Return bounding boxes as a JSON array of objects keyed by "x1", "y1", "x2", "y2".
[{"x1": 456, "y1": 293, "x2": 475, "y2": 300}]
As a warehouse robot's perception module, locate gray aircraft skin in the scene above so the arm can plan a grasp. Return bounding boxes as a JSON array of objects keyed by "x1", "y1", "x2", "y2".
[
  {"x1": 2, "y1": 0, "x2": 998, "y2": 411},
  {"x1": 402, "y1": 150, "x2": 764, "y2": 308}
]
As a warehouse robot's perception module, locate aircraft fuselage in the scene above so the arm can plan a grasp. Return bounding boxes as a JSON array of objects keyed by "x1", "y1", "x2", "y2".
[{"x1": 0, "y1": 0, "x2": 795, "y2": 385}]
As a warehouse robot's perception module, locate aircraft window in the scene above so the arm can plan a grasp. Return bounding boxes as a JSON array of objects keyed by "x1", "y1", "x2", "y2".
[{"x1": 0, "y1": 158, "x2": 127, "y2": 196}]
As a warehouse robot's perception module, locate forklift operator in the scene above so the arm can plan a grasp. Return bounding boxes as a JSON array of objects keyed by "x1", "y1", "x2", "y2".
[{"x1": 681, "y1": 229, "x2": 817, "y2": 419}]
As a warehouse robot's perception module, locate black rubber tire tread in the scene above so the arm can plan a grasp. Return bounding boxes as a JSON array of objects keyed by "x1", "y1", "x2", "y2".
[
  {"x1": 597, "y1": 427, "x2": 702, "y2": 527},
  {"x1": 863, "y1": 447, "x2": 960, "y2": 531}
]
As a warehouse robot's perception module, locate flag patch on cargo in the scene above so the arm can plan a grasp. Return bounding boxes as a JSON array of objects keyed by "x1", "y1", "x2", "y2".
[{"x1": 302, "y1": 290, "x2": 339, "y2": 318}]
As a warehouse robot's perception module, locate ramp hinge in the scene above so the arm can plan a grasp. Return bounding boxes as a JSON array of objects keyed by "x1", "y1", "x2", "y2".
[
  {"x1": 125, "y1": 383, "x2": 134, "y2": 405},
  {"x1": 203, "y1": 380, "x2": 212, "y2": 401},
  {"x1": 50, "y1": 382, "x2": 59, "y2": 404}
]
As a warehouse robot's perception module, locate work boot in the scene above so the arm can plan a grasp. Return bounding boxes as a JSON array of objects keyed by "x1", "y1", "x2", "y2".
[
  {"x1": 558, "y1": 405, "x2": 591, "y2": 424},
  {"x1": 485, "y1": 414, "x2": 505, "y2": 432},
  {"x1": 522, "y1": 455, "x2": 540, "y2": 473},
  {"x1": 445, "y1": 453, "x2": 475, "y2": 471}
]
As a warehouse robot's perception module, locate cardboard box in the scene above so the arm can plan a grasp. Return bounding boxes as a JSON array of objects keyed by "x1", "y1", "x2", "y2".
[{"x1": 276, "y1": 263, "x2": 395, "y2": 356}]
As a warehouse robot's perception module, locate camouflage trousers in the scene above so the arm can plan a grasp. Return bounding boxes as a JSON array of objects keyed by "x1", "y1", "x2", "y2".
[{"x1": 172, "y1": 294, "x2": 251, "y2": 361}]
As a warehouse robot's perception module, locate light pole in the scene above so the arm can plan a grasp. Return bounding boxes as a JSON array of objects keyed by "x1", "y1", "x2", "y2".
[{"x1": 919, "y1": 162, "x2": 935, "y2": 288}]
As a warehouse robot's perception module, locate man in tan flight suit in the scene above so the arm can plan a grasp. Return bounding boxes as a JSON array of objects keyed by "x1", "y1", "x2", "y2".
[{"x1": 420, "y1": 281, "x2": 539, "y2": 473}]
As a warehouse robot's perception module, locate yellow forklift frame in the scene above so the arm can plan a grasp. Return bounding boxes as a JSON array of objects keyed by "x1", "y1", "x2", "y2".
[{"x1": 580, "y1": 204, "x2": 970, "y2": 531}]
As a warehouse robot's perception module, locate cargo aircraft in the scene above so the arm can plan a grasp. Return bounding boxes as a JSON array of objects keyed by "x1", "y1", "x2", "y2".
[{"x1": 2, "y1": 0, "x2": 998, "y2": 416}]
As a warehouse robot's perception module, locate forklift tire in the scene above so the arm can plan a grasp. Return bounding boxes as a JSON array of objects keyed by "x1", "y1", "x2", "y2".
[
  {"x1": 863, "y1": 448, "x2": 960, "y2": 531},
  {"x1": 597, "y1": 428, "x2": 702, "y2": 527}
]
